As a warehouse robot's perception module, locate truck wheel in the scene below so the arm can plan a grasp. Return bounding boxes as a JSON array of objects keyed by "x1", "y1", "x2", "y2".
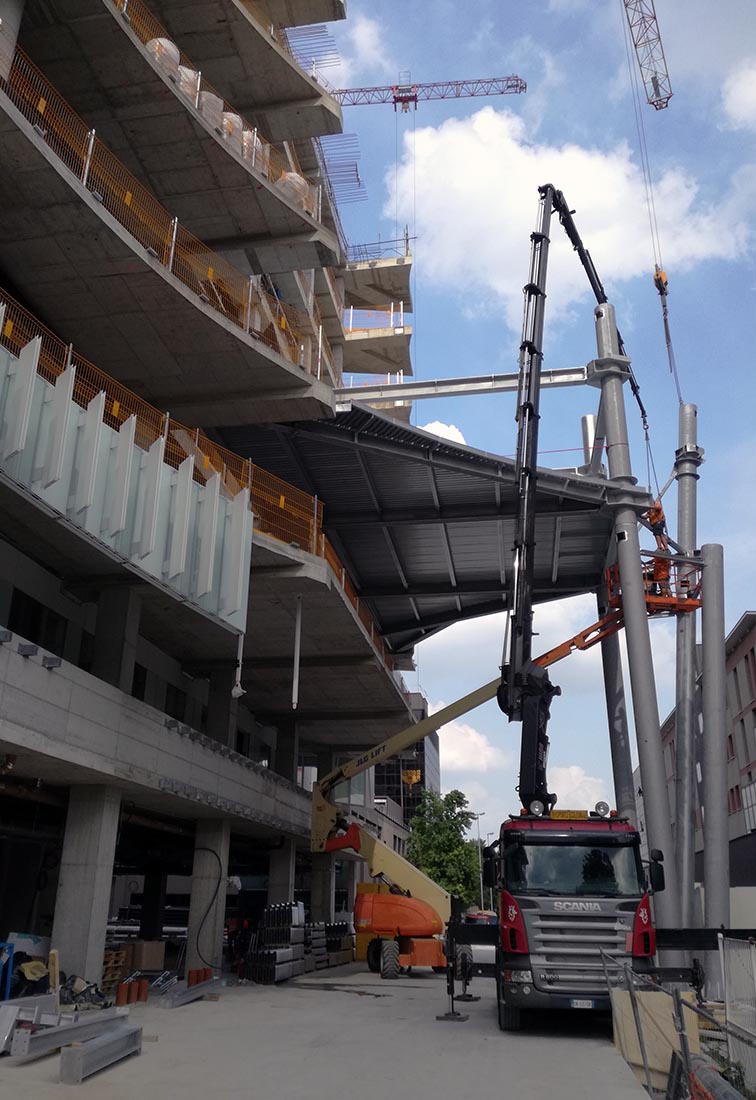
[
  {"x1": 498, "y1": 1001, "x2": 522, "y2": 1031},
  {"x1": 380, "y1": 940, "x2": 400, "y2": 980},
  {"x1": 366, "y1": 939, "x2": 382, "y2": 973},
  {"x1": 455, "y1": 945, "x2": 473, "y2": 983}
]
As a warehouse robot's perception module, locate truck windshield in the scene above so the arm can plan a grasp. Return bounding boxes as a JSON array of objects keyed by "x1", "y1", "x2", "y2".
[{"x1": 503, "y1": 840, "x2": 644, "y2": 897}]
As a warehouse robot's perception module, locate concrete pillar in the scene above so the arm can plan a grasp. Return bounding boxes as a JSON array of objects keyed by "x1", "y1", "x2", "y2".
[
  {"x1": 206, "y1": 665, "x2": 239, "y2": 748},
  {"x1": 273, "y1": 721, "x2": 299, "y2": 784},
  {"x1": 310, "y1": 853, "x2": 335, "y2": 923},
  {"x1": 90, "y1": 587, "x2": 141, "y2": 694},
  {"x1": 51, "y1": 786, "x2": 121, "y2": 983},
  {"x1": 185, "y1": 819, "x2": 230, "y2": 974},
  {"x1": 0, "y1": 0, "x2": 24, "y2": 80},
  {"x1": 268, "y1": 838, "x2": 296, "y2": 905},
  {"x1": 139, "y1": 866, "x2": 167, "y2": 941}
]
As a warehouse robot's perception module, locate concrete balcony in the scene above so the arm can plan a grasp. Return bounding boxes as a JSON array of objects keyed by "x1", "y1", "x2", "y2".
[
  {"x1": 344, "y1": 241, "x2": 413, "y2": 310},
  {"x1": 314, "y1": 265, "x2": 345, "y2": 344},
  {"x1": 0, "y1": 63, "x2": 334, "y2": 425},
  {"x1": 18, "y1": 0, "x2": 342, "y2": 275},
  {"x1": 18, "y1": 0, "x2": 343, "y2": 143},
  {"x1": 252, "y1": 0, "x2": 346, "y2": 27},
  {"x1": 343, "y1": 306, "x2": 413, "y2": 377}
]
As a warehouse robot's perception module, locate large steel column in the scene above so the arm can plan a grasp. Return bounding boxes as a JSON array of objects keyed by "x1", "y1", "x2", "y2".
[
  {"x1": 701, "y1": 544, "x2": 730, "y2": 930},
  {"x1": 674, "y1": 404, "x2": 704, "y2": 924},
  {"x1": 597, "y1": 579, "x2": 636, "y2": 823},
  {"x1": 591, "y1": 303, "x2": 679, "y2": 925}
]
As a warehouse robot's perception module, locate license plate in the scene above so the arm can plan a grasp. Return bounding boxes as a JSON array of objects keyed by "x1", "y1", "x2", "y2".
[{"x1": 570, "y1": 999, "x2": 594, "y2": 1009}]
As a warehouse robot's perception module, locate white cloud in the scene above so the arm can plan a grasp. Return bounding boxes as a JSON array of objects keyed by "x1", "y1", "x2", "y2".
[
  {"x1": 550, "y1": 765, "x2": 608, "y2": 808},
  {"x1": 386, "y1": 107, "x2": 753, "y2": 333},
  {"x1": 437, "y1": 718, "x2": 508, "y2": 773},
  {"x1": 333, "y1": 14, "x2": 394, "y2": 86},
  {"x1": 722, "y1": 58, "x2": 756, "y2": 130},
  {"x1": 420, "y1": 420, "x2": 466, "y2": 444}
]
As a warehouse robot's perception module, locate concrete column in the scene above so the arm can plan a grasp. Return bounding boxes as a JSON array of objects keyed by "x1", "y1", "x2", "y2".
[
  {"x1": 268, "y1": 838, "x2": 296, "y2": 905},
  {"x1": 597, "y1": 581, "x2": 636, "y2": 823},
  {"x1": 51, "y1": 786, "x2": 121, "y2": 983},
  {"x1": 701, "y1": 544, "x2": 730, "y2": 931},
  {"x1": 592, "y1": 303, "x2": 679, "y2": 927},
  {"x1": 310, "y1": 853, "x2": 335, "y2": 923},
  {"x1": 185, "y1": 819, "x2": 230, "y2": 974},
  {"x1": 90, "y1": 587, "x2": 141, "y2": 694},
  {"x1": 273, "y1": 721, "x2": 299, "y2": 784},
  {"x1": 206, "y1": 665, "x2": 239, "y2": 748},
  {"x1": 0, "y1": 0, "x2": 24, "y2": 81},
  {"x1": 139, "y1": 866, "x2": 167, "y2": 941}
]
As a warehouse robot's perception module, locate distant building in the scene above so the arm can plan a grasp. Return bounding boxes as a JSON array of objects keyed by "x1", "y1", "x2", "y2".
[{"x1": 374, "y1": 731, "x2": 441, "y2": 828}]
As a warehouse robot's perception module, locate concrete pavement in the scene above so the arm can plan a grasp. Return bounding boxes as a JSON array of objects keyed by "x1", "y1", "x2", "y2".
[{"x1": 4, "y1": 964, "x2": 644, "y2": 1098}]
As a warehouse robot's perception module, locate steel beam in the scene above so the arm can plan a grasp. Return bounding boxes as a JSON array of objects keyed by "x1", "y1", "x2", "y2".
[
  {"x1": 597, "y1": 578, "x2": 636, "y2": 823},
  {"x1": 9, "y1": 1007, "x2": 129, "y2": 1061},
  {"x1": 59, "y1": 1023, "x2": 142, "y2": 1084},
  {"x1": 591, "y1": 302, "x2": 679, "y2": 927},
  {"x1": 158, "y1": 975, "x2": 224, "y2": 1008},
  {"x1": 674, "y1": 404, "x2": 704, "y2": 925},
  {"x1": 335, "y1": 366, "x2": 588, "y2": 404}
]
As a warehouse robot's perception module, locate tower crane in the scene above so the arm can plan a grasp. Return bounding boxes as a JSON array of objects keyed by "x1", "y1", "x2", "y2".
[
  {"x1": 623, "y1": 0, "x2": 673, "y2": 109},
  {"x1": 333, "y1": 74, "x2": 527, "y2": 112}
]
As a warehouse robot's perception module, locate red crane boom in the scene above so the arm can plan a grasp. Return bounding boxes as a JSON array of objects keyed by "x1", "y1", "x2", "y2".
[
  {"x1": 333, "y1": 75, "x2": 527, "y2": 112},
  {"x1": 623, "y1": 0, "x2": 673, "y2": 109}
]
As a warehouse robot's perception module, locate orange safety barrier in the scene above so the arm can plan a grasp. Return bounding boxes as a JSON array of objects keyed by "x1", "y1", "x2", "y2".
[
  {"x1": 112, "y1": 0, "x2": 319, "y2": 218},
  {"x1": 0, "y1": 288, "x2": 392, "y2": 672},
  {"x1": 0, "y1": 45, "x2": 317, "y2": 370},
  {"x1": 345, "y1": 305, "x2": 406, "y2": 332}
]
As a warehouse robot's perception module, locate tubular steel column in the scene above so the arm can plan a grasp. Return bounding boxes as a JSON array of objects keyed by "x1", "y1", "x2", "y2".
[
  {"x1": 591, "y1": 303, "x2": 679, "y2": 926},
  {"x1": 674, "y1": 404, "x2": 704, "y2": 924},
  {"x1": 597, "y1": 578, "x2": 636, "y2": 823},
  {"x1": 701, "y1": 544, "x2": 730, "y2": 931}
]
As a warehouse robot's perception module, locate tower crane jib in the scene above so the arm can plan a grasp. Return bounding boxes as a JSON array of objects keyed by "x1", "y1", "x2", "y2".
[{"x1": 623, "y1": 0, "x2": 673, "y2": 109}]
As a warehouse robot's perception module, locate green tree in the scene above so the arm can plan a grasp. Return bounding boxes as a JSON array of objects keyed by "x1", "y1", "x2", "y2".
[{"x1": 406, "y1": 789, "x2": 480, "y2": 906}]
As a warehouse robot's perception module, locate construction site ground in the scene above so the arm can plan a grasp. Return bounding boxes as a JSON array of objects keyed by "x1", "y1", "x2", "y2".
[{"x1": 6, "y1": 964, "x2": 644, "y2": 1097}]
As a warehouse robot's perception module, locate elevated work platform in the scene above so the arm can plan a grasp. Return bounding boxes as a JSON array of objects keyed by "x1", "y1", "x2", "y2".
[
  {"x1": 0, "y1": 72, "x2": 333, "y2": 424},
  {"x1": 18, "y1": 0, "x2": 341, "y2": 275},
  {"x1": 218, "y1": 405, "x2": 653, "y2": 651}
]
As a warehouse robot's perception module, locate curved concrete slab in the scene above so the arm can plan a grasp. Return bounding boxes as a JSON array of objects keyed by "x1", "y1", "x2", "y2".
[{"x1": 0, "y1": 91, "x2": 334, "y2": 425}]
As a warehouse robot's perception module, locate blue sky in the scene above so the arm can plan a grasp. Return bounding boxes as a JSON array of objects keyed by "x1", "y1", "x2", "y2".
[{"x1": 326, "y1": 1, "x2": 755, "y2": 825}]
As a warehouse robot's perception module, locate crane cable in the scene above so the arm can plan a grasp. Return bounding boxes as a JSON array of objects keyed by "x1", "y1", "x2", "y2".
[{"x1": 619, "y1": 0, "x2": 682, "y2": 499}]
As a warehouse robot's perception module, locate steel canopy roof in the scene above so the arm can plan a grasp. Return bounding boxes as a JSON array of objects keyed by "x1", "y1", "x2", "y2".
[{"x1": 219, "y1": 404, "x2": 652, "y2": 652}]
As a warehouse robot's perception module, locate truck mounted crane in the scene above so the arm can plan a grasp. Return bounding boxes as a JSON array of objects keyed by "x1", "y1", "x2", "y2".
[{"x1": 311, "y1": 185, "x2": 699, "y2": 1009}]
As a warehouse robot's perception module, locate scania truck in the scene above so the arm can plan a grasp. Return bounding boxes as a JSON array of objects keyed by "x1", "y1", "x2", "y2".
[{"x1": 485, "y1": 807, "x2": 665, "y2": 1030}]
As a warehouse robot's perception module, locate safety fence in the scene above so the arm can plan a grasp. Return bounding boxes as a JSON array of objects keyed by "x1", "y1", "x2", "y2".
[
  {"x1": 720, "y1": 935, "x2": 756, "y2": 1094},
  {"x1": 112, "y1": 0, "x2": 319, "y2": 220},
  {"x1": 345, "y1": 304, "x2": 407, "y2": 332},
  {"x1": 601, "y1": 950, "x2": 755, "y2": 1098},
  {"x1": 0, "y1": 288, "x2": 393, "y2": 672},
  {"x1": 346, "y1": 236, "x2": 413, "y2": 263},
  {"x1": 0, "y1": 45, "x2": 328, "y2": 373}
]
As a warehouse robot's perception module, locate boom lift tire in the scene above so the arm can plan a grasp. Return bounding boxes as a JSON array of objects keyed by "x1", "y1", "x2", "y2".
[
  {"x1": 380, "y1": 939, "x2": 400, "y2": 980},
  {"x1": 366, "y1": 938, "x2": 383, "y2": 974}
]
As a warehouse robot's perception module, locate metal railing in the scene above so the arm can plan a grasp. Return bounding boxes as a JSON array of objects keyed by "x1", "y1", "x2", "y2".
[
  {"x1": 112, "y1": 0, "x2": 320, "y2": 219},
  {"x1": 0, "y1": 288, "x2": 393, "y2": 673},
  {"x1": 0, "y1": 45, "x2": 316, "y2": 372},
  {"x1": 346, "y1": 234, "x2": 413, "y2": 264},
  {"x1": 345, "y1": 304, "x2": 407, "y2": 332}
]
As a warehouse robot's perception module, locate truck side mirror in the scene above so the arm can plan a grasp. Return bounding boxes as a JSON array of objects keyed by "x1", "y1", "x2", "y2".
[
  {"x1": 482, "y1": 857, "x2": 497, "y2": 890},
  {"x1": 649, "y1": 857, "x2": 665, "y2": 894},
  {"x1": 650, "y1": 848, "x2": 664, "y2": 863},
  {"x1": 482, "y1": 846, "x2": 496, "y2": 859}
]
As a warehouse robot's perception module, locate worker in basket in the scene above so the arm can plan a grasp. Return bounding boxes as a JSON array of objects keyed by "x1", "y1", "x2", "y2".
[{"x1": 652, "y1": 555, "x2": 672, "y2": 599}]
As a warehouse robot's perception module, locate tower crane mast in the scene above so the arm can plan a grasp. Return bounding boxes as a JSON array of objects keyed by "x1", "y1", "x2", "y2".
[
  {"x1": 333, "y1": 75, "x2": 527, "y2": 111},
  {"x1": 623, "y1": 0, "x2": 673, "y2": 109}
]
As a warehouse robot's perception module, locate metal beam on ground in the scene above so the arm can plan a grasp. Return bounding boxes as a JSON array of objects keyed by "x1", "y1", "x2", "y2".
[{"x1": 59, "y1": 1024, "x2": 142, "y2": 1084}]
